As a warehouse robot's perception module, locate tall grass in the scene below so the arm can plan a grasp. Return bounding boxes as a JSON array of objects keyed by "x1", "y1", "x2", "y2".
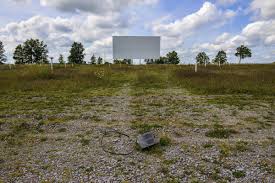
[
  {"x1": 173, "y1": 64, "x2": 275, "y2": 96},
  {"x1": 0, "y1": 64, "x2": 274, "y2": 96}
]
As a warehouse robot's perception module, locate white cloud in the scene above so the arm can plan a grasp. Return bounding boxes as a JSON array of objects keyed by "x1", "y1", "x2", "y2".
[
  {"x1": 250, "y1": 0, "x2": 275, "y2": 19},
  {"x1": 10, "y1": 0, "x2": 31, "y2": 3},
  {"x1": 40, "y1": 0, "x2": 158, "y2": 14},
  {"x1": 152, "y1": 2, "x2": 236, "y2": 50},
  {"x1": 216, "y1": 0, "x2": 236, "y2": 6},
  {"x1": 194, "y1": 20, "x2": 275, "y2": 63},
  {"x1": 0, "y1": 14, "x2": 130, "y2": 62}
]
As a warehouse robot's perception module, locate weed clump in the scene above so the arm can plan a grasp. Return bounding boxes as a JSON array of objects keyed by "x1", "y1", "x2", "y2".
[
  {"x1": 232, "y1": 170, "x2": 246, "y2": 178},
  {"x1": 206, "y1": 124, "x2": 237, "y2": 139},
  {"x1": 80, "y1": 138, "x2": 90, "y2": 146},
  {"x1": 235, "y1": 141, "x2": 249, "y2": 152},
  {"x1": 203, "y1": 142, "x2": 214, "y2": 148},
  {"x1": 159, "y1": 135, "x2": 172, "y2": 147}
]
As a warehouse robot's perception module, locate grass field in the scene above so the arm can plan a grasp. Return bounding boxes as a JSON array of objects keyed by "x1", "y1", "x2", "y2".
[{"x1": 0, "y1": 64, "x2": 274, "y2": 182}]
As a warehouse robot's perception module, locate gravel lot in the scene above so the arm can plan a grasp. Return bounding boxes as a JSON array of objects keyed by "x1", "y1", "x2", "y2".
[{"x1": 0, "y1": 86, "x2": 274, "y2": 182}]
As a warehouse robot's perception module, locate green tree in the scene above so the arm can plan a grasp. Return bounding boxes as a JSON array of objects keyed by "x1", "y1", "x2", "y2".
[
  {"x1": 22, "y1": 39, "x2": 48, "y2": 64},
  {"x1": 166, "y1": 51, "x2": 180, "y2": 64},
  {"x1": 157, "y1": 57, "x2": 168, "y2": 64},
  {"x1": 114, "y1": 59, "x2": 132, "y2": 64},
  {"x1": 68, "y1": 42, "x2": 85, "y2": 64},
  {"x1": 58, "y1": 54, "x2": 64, "y2": 64},
  {"x1": 90, "y1": 54, "x2": 96, "y2": 64},
  {"x1": 145, "y1": 59, "x2": 155, "y2": 64},
  {"x1": 213, "y1": 50, "x2": 227, "y2": 65},
  {"x1": 235, "y1": 45, "x2": 252, "y2": 64},
  {"x1": 97, "y1": 56, "x2": 103, "y2": 64},
  {"x1": 196, "y1": 52, "x2": 210, "y2": 65},
  {"x1": 13, "y1": 44, "x2": 24, "y2": 64},
  {"x1": 0, "y1": 41, "x2": 7, "y2": 64}
]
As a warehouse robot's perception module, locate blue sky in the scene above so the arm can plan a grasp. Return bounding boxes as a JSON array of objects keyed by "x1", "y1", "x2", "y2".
[{"x1": 0, "y1": 0, "x2": 274, "y2": 64}]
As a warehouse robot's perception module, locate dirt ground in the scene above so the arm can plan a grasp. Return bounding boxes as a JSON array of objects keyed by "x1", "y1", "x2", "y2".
[{"x1": 0, "y1": 85, "x2": 274, "y2": 183}]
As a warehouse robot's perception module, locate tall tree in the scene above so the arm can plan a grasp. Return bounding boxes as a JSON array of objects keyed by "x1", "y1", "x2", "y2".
[
  {"x1": 22, "y1": 39, "x2": 48, "y2": 64},
  {"x1": 166, "y1": 51, "x2": 180, "y2": 64},
  {"x1": 58, "y1": 54, "x2": 64, "y2": 64},
  {"x1": 97, "y1": 57, "x2": 103, "y2": 64},
  {"x1": 235, "y1": 45, "x2": 252, "y2": 64},
  {"x1": 13, "y1": 44, "x2": 24, "y2": 64},
  {"x1": 90, "y1": 54, "x2": 96, "y2": 64},
  {"x1": 68, "y1": 42, "x2": 85, "y2": 64},
  {"x1": 0, "y1": 41, "x2": 7, "y2": 64},
  {"x1": 213, "y1": 50, "x2": 227, "y2": 65},
  {"x1": 196, "y1": 52, "x2": 210, "y2": 66}
]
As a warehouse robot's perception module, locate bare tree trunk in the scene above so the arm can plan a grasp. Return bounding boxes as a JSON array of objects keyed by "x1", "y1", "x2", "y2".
[{"x1": 239, "y1": 56, "x2": 241, "y2": 64}]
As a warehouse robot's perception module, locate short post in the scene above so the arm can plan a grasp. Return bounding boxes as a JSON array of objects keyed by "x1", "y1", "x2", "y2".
[
  {"x1": 50, "y1": 57, "x2": 53, "y2": 73},
  {"x1": 195, "y1": 63, "x2": 197, "y2": 72}
]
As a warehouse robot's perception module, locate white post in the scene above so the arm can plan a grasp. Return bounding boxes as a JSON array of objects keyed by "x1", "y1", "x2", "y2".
[
  {"x1": 219, "y1": 60, "x2": 221, "y2": 68},
  {"x1": 50, "y1": 57, "x2": 53, "y2": 73},
  {"x1": 195, "y1": 62, "x2": 197, "y2": 72},
  {"x1": 65, "y1": 61, "x2": 66, "y2": 68}
]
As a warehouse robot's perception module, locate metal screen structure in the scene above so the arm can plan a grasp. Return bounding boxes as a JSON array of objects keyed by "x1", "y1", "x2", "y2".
[{"x1": 113, "y1": 36, "x2": 160, "y2": 59}]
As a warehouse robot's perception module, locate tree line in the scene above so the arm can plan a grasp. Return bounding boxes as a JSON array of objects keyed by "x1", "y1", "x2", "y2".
[
  {"x1": 0, "y1": 38, "x2": 252, "y2": 65},
  {"x1": 195, "y1": 46, "x2": 251, "y2": 66}
]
